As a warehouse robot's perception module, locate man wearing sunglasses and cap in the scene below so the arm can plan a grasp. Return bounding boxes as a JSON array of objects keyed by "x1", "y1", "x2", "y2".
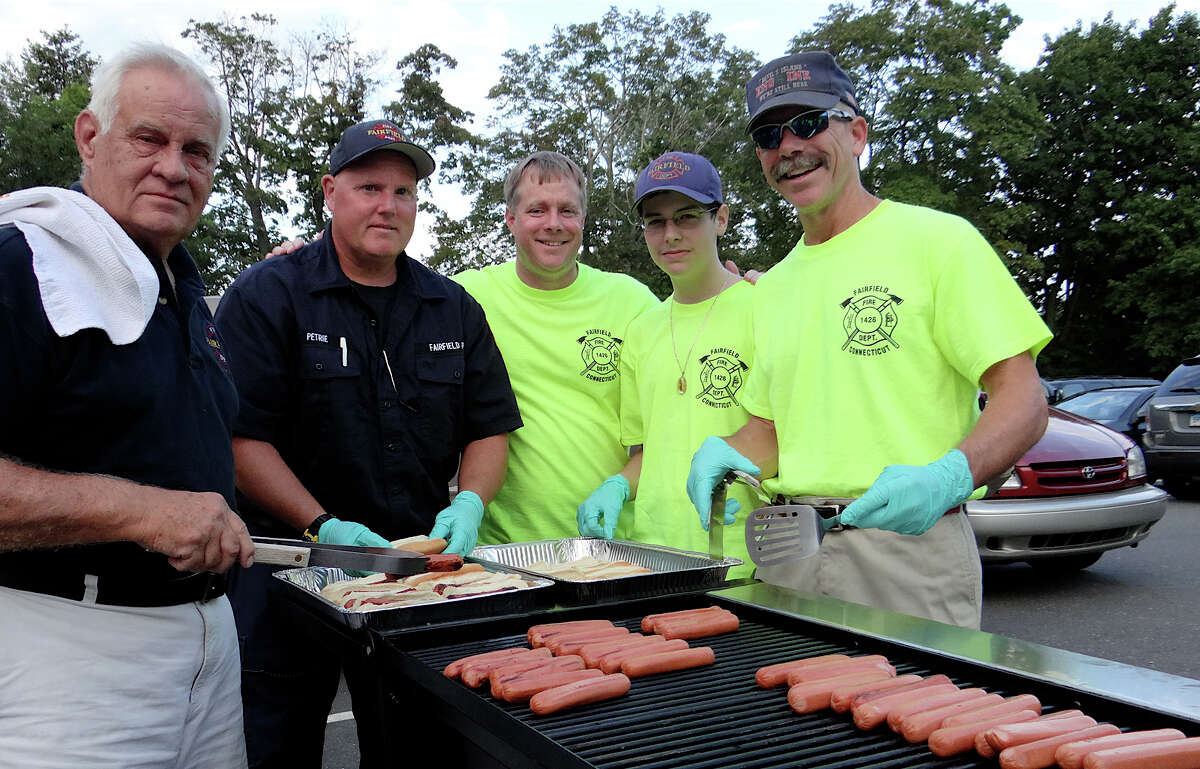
[
  {"x1": 215, "y1": 119, "x2": 521, "y2": 767},
  {"x1": 686, "y1": 52, "x2": 1052, "y2": 628},
  {"x1": 576, "y1": 151, "x2": 756, "y2": 576}
]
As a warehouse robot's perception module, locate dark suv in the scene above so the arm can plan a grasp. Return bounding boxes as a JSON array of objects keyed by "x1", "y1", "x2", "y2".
[{"x1": 1143, "y1": 355, "x2": 1200, "y2": 498}]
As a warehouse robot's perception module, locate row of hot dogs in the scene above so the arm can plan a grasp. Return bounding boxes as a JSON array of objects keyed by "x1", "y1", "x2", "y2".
[
  {"x1": 442, "y1": 606, "x2": 740, "y2": 716},
  {"x1": 756, "y1": 652, "x2": 1200, "y2": 768}
]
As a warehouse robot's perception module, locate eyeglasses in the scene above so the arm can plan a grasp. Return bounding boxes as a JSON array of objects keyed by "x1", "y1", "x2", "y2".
[
  {"x1": 750, "y1": 108, "x2": 855, "y2": 150},
  {"x1": 640, "y1": 204, "x2": 720, "y2": 233}
]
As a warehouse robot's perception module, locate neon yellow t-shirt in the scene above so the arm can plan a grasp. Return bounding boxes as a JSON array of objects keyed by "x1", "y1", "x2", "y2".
[
  {"x1": 620, "y1": 280, "x2": 757, "y2": 577},
  {"x1": 454, "y1": 262, "x2": 659, "y2": 543},
  {"x1": 743, "y1": 199, "x2": 1052, "y2": 499}
]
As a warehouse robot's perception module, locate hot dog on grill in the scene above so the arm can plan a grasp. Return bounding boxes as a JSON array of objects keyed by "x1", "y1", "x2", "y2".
[
  {"x1": 786, "y1": 655, "x2": 896, "y2": 686},
  {"x1": 886, "y1": 688, "x2": 989, "y2": 732},
  {"x1": 852, "y1": 683, "x2": 960, "y2": 730},
  {"x1": 579, "y1": 635, "x2": 667, "y2": 668},
  {"x1": 529, "y1": 673, "x2": 632, "y2": 716},
  {"x1": 620, "y1": 646, "x2": 715, "y2": 678},
  {"x1": 898, "y1": 692, "x2": 1004, "y2": 742},
  {"x1": 940, "y1": 694, "x2": 1043, "y2": 727},
  {"x1": 829, "y1": 674, "x2": 924, "y2": 712},
  {"x1": 641, "y1": 606, "x2": 725, "y2": 633},
  {"x1": 488, "y1": 655, "x2": 585, "y2": 693},
  {"x1": 998, "y1": 723, "x2": 1122, "y2": 769},
  {"x1": 975, "y1": 712, "x2": 1088, "y2": 758},
  {"x1": 1081, "y1": 736, "x2": 1200, "y2": 768},
  {"x1": 787, "y1": 669, "x2": 895, "y2": 714},
  {"x1": 499, "y1": 668, "x2": 604, "y2": 703},
  {"x1": 545, "y1": 628, "x2": 634, "y2": 656},
  {"x1": 458, "y1": 648, "x2": 552, "y2": 686},
  {"x1": 1054, "y1": 729, "x2": 1188, "y2": 769},
  {"x1": 527, "y1": 620, "x2": 615, "y2": 646},
  {"x1": 598, "y1": 638, "x2": 690, "y2": 674},
  {"x1": 652, "y1": 611, "x2": 739, "y2": 640},
  {"x1": 444, "y1": 647, "x2": 530, "y2": 680},
  {"x1": 982, "y1": 714, "x2": 1099, "y2": 755},
  {"x1": 756, "y1": 654, "x2": 852, "y2": 688},
  {"x1": 928, "y1": 710, "x2": 1041, "y2": 756},
  {"x1": 846, "y1": 675, "x2": 953, "y2": 712}
]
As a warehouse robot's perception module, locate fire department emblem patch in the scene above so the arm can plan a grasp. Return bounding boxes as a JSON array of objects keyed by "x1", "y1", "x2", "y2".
[
  {"x1": 205, "y1": 323, "x2": 230, "y2": 370},
  {"x1": 840, "y1": 288, "x2": 902, "y2": 357},
  {"x1": 578, "y1": 330, "x2": 623, "y2": 382},
  {"x1": 696, "y1": 348, "x2": 749, "y2": 408}
]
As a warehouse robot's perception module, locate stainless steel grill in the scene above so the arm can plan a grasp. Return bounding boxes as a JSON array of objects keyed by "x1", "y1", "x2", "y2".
[{"x1": 376, "y1": 587, "x2": 1199, "y2": 768}]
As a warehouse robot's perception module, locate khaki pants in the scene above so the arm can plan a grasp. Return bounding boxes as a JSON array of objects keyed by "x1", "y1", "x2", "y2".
[{"x1": 755, "y1": 511, "x2": 982, "y2": 629}]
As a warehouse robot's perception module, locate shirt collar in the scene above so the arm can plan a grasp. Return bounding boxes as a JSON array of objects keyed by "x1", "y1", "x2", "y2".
[{"x1": 306, "y1": 223, "x2": 447, "y2": 300}]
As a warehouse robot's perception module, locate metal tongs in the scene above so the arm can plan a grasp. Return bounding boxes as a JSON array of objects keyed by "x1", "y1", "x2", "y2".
[{"x1": 250, "y1": 536, "x2": 430, "y2": 575}]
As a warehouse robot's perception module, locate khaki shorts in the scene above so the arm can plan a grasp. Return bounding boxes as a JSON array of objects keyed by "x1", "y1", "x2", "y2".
[{"x1": 755, "y1": 511, "x2": 982, "y2": 629}]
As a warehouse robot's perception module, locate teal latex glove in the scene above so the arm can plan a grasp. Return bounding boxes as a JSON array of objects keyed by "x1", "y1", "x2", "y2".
[
  {"x1": 577, "y1": 475, "x2": 629, "y2": 539},
  {"x1": 686, "y1": 436, "x2": 761, "y2": 531},
  {"x1": 429, "y1": 490, "x2": 485, "y2": 555},
  {"x1": 317, "y1": 517, "x2": 391, "y2": 576},
  {"x1": 839, "y1": 449, "x2": 975, "y2": 536}
]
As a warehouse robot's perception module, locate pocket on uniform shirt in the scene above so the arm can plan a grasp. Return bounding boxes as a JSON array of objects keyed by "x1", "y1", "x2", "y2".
[
  {"x1": 414, "y1": 352, "x2": 464, "y2": 444},
  {"x1": 298, "y1": 343, "x2": 361, "y2": 420},
  {"x1": 299, "y1": 343, "x2": 361, "y2": 379}
]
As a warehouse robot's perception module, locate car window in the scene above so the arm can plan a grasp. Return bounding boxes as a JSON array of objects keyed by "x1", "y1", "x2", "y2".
[
  {"x1": 1162, "y1": 361, "x2": 1200, "y2": 391},
  {"x1": 1057, "y1": 389, "x2": 1145, "y2": 421}
]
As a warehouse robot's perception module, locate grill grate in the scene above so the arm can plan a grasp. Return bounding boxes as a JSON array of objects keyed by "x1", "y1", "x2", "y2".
[{"x1": 403, "y1": 613, "x2": 1036, "y2": 768}]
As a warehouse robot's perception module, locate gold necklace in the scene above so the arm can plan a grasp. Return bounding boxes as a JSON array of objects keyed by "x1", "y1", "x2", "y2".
[{"x1": 670, "y1": 276, "x2": 735, "y2": 395}]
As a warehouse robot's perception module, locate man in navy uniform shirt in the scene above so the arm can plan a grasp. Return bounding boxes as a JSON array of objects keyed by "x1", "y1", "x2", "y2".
[
  {"x1": 216, "y1": 119, "x2": 521, "y2": 768},
  {"x1": 0, "y1": 44, "x2": 254, "y2": 768}
]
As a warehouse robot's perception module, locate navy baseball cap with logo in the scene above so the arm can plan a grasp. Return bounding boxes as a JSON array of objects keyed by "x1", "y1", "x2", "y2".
[
  {"x1": 745, "y1": 51, "x2": 859, "y2": 130},
  {"x1": 633, "y1": 151, "x2": 723, "y2": 211},
  {"x1": 328, "y1": 119, "x2": 436, "y2": 179}
]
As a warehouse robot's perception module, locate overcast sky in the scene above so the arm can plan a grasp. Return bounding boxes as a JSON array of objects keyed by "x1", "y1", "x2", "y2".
[{"x1": 1, "y1": 0, "x2": 1189, "y2": 256}]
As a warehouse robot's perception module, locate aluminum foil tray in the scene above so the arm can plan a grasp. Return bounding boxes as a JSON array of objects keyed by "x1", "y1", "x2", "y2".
[
  {"x1": 468, "y1": 538, "x2": 741, "y2": 604},
  {"x1": 272, "y1": 564, "x2": 554, "y2": 632}
]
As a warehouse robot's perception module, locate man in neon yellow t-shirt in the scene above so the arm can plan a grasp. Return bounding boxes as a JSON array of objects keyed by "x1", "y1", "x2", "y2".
[
  {"x1": 576, "y1": 152, "x2": 756, "y2": 577},
  {"x1": 455, "y1": 152, "x2": 659, "y2": 544},
  {"x1": 686, "y1": 52, "x2": 1052, "y2": 628}
]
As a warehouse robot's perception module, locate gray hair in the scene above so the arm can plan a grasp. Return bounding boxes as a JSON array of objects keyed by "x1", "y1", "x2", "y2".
[
  {"x1": 503, "y1": 151, "x2": 588, "y2": 216},
  {"x1": 86, "y1": 43, "x2": 231, "y2": 157}
]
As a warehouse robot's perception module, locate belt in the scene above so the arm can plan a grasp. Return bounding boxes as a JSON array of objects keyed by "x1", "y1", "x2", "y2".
[{"x1": 0, "y1": 569, "x2": 226, "y2": 607}]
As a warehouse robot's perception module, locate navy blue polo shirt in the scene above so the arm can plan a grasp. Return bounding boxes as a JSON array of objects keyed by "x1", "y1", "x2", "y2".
[
  {"x1": 0, "y1": 199, "x2": 238, "y2": 591},
  {"x1": 215, "y1": 229, "x2": 521, "y2": 538}
]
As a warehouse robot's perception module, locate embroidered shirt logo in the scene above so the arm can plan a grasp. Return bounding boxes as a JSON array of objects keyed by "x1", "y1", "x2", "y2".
[
  {"x1": 205, "y1": 323, "x2": 230, "y2": 370},
  {"x1": 696, "y1": 347, "x2": 749, "y2": 408},
  {"x1": 577, "y1": 329, "x2": 622, "y2": 382},
  {"x1": 840, "y1": 287, "x2": 903, "y2": 357}
]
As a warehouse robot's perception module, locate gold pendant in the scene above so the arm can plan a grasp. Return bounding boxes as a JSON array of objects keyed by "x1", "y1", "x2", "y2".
[{"x1": 677, "y1": 375, "x2": 687, "y2": 394}]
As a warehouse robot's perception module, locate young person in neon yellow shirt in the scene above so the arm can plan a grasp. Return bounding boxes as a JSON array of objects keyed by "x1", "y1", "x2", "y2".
[
  {"x1": 576, "y1": 152, "x2": 756, "y2": 577},
  {"x1": 686, "y1": 52, "x2": 1052, "y2": 628},
  {"x1": 455, "y1": 152, "x2": 659, "y2": 544}
]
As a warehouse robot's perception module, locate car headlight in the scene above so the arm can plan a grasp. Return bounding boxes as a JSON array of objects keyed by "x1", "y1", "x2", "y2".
[
  {"x1": 1126, "y1": 445, "x2": 1148, "y2": 479},
  {"x1": 1000, "y1": 471, "x2": 1022, "y2": 490}
]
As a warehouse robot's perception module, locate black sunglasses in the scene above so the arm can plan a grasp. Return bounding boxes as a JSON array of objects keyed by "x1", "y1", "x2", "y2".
[{"x1": 751, "y1": 108, "x2": 855, "y2": 150}]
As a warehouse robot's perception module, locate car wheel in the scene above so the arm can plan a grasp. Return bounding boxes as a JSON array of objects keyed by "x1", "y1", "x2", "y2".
[
  {"x1": 1164, "y1": 476, "x2": 1200, "y2": 500},
  {"x1": 1026, "y1": 553, "x2": 1103, "y2": 572}
]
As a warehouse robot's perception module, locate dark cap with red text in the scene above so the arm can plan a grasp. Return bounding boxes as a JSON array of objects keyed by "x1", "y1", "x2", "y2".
[
  {"x1": 633, "y1": 151, "x2": 723, "y2": 211},
  {"x1": 329, "y1": 119, "x2": 436, "y2": 179},
  {"x1": 745, "y1": 51, "x2": 859, "y2": 130}
]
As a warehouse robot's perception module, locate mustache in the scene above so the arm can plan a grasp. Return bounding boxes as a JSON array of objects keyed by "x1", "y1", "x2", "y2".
[{"x1": 771, "y1": 154, "x2": 821, "y2": 182}]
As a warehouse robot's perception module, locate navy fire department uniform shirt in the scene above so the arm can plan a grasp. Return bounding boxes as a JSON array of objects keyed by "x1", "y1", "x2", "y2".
[
  {"x1": 0, "y1": 200, "x2": 238, "y2": 597},
  {"x1": 214, "y1": 229, "x2": 522, "y2": 538}
]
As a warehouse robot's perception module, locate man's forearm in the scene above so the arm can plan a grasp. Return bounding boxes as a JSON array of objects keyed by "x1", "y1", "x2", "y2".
[
  {"x1": 958, "y1": 352, "x2": 1048, "y2": 487},
  {"x1": 456, "y1": 434, "x2": 509, "y2": 505},
  {"x1": 233, "y1": 437, "x2": 325, "y2": 531},
  {"x1": 0, "y1": 456, "x2": 148, "y2": 550},
  {"x1": 725, "y1": 416, "x2": 781, "y2": 479}
]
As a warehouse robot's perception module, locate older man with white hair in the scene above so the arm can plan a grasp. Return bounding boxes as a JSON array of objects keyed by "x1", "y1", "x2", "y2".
[{"x1": 0, "y1": 43, "x2": 253, "y2": 768}]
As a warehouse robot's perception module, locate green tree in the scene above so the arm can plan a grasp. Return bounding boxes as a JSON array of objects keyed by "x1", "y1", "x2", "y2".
[
  {"x1": 1008, "y1": 8, "x2": 1200, "y2": 375},
  {"x1": 0, "y1": 28, "x2": 97, "y2": 191}
]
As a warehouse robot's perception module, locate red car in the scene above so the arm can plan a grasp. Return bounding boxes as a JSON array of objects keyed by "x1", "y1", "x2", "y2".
[{"x1": 967, "y1": 407, "x2": 1168, "y2": 571}]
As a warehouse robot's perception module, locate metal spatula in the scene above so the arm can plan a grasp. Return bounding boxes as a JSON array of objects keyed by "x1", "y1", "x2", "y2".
[{"x1": 743, "y1": 505, "x2": 826, "y2": 567}]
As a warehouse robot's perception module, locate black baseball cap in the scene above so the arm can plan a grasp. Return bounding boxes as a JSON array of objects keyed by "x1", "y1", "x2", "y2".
[
  {"x1": 745, "y1": 52, "x2": 859, "y2": 131},
  {"x1": 633, "y1": 152, "x2": 723, "y2": 211},
  {"x1": 328, "y1": 119, "x2": 436, "y2": 179}
]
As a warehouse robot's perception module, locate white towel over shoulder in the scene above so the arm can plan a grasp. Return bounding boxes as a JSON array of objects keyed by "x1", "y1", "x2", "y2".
[{"x1": 0, "y1": 186, "x2": 160, "y2": 345}]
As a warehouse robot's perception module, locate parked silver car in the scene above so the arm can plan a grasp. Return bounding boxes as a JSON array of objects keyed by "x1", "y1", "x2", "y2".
[
  {"x1": 968, "y1": 408, "x2": 1168, "y2": 571},
  {"x1": 1142, "y1": 354, "x2": 1200, "y2": 499}
]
